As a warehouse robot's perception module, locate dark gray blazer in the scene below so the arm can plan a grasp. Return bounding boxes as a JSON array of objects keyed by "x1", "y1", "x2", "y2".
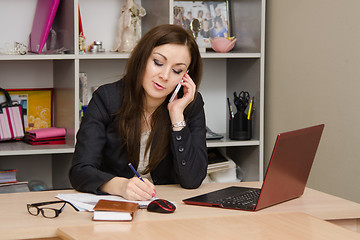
[{"x1": 69, "y1": 79, "x2": 208, "y2": 194}]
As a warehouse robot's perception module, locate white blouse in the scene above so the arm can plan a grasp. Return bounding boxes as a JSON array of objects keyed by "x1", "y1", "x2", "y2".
[{"x1": 137, "y1": 130, "x2": 153, "y2": 183}]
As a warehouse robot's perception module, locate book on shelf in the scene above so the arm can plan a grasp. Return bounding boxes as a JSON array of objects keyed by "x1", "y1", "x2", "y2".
[
  {"x1": 23, "y1": 127, "x2": 66, "y2": 145},
  {"x1": 0, "y1": 181, "x2": 29, "y2": 193},
  {"x1": 29, "y1": 0, "x2": 60, "y2": 54},
  {"x1": 22, "y1": 136, "x2": 66, "y2": 145},
  {"x1": 207, "y1": 148, "x2": 235, "y2": 173},
  {"x1": 79, "y1": 72, "x2": 88, "y2": 106},
  {"x1": 92, "y1": 199, "x2": 138, "y2": 222},
  {"x1": 25, "y1": 127, "x2": 66, "y2": 139},
  {"x1": 0, "y1": 169, "x2": 17, "y2": 184}
]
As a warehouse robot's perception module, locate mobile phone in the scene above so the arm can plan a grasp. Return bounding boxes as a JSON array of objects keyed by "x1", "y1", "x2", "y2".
[
  {"x1": 169, "y1": 70, "x2": 188, "y2": 103},
  {"x1": 169, "y1": 81, "x2": 183, "y2": 103}
]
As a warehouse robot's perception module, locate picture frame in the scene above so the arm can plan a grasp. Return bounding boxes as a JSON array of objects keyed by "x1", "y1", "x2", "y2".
[
  {"x1": 0, "y1": 88, "x2": 53, "y2": 131},
  {"x1": 173, "y1": 0, "x2": 230, "y2": 49}
]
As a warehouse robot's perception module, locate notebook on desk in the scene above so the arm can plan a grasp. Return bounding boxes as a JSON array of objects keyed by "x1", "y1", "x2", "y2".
[{"x1": 183, "y1": 124, "x2": 325, "y2": 211}]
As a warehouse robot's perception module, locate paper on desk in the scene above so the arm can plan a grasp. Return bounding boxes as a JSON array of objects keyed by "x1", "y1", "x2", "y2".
[{"x1": 56, "y1": 193, "x2": 154, "y2": 211}]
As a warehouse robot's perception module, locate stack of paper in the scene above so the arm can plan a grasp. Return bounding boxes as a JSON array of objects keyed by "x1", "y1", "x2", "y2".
[
  {"x1": 0, "y1": 182, "x2": 29, "y2": 193},
  {"x1": 56, "y1": 192, "x2": 154, "y2": 212}
]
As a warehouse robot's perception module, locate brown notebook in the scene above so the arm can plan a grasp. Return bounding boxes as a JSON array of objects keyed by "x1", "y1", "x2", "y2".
[{"x1": 92, "y1": 199, "x2": 139, "y2": 221}]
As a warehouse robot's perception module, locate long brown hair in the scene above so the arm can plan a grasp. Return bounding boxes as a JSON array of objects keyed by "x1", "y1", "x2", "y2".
[{"x1": 115, "y1": 24, "x2": 203, "y2": 173}]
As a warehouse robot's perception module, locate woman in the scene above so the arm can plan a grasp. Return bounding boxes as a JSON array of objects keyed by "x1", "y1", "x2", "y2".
[
  {"x1": 212, "y1": 17, "x2": 228, "y2": 38},
  {"x1": 69, "y1": 24, "x2": 208, "y2": 201},
  {"x1": 200, "y1": 19, "x2": 211, "y2": 38}
]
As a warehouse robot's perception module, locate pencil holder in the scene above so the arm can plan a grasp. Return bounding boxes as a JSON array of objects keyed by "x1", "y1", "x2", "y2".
[{"x1": 229, "y1": 112, "x2": 252, "y2": 140}]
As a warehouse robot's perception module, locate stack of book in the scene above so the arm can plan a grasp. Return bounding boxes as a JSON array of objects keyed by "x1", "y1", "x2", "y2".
[
  {"x1": 206, "y1": 148, "x2": 239, "y2": 183},
  {"x1": 207, "y1": 148, "x2": 235, "y2": 174},
  {"x1": 0, "y1": 169, "x2": 17, "y2": 184},
  {"x1": 0, "y1": 169, "x2": 29, "y2": 193},
  {"x1": 23, "y1": 127, "x2": 66, "y2": 145}
]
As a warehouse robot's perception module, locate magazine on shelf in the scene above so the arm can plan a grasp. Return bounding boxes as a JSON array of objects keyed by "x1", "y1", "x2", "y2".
[{"x1": 29, "y1": 0, "x2": 60, "y2": 53}]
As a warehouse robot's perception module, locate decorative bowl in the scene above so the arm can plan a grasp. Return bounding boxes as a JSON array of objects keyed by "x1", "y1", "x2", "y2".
[{"x1": 210, "y1": 37, "x2": 237, "y2": 53}]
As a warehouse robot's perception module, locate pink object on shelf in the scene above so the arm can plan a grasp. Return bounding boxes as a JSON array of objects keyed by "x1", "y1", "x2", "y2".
[
  {"x1": 28, "y1": 0, "x2": 60, "y2": 54},
  {"x1": 26, "y1": 127, "x2": 66, "y2": 139},
  {"x1": 210, "y1": 37, "x2": 237, "y2": 53}
]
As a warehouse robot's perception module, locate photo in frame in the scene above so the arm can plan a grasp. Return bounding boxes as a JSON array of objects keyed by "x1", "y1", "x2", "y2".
[
  {"x1": 0, "y1": 88, "x2": 53, "y2": 131},
  {"x1": 173, "y1": 0, "x2": 230, "y2": 49}
]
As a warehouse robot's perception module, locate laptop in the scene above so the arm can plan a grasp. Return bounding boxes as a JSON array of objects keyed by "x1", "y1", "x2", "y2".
[{"x1": 183, "y1": 124, "x2": 325, "y2": 211}]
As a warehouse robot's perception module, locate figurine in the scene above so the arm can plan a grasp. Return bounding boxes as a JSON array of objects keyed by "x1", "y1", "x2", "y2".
[
  {"x1": 190, "y1": 19, "x2": 201, "y2": 39},
  {"x1": 111, "y1": 0, "x2": 146, "y2": 52}
]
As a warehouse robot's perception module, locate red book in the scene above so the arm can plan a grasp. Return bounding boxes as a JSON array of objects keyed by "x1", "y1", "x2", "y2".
[
  {"x1": 23, "y1": 138, "x2": 65, "y2": 145},
  {"x1": 0, "y1": 169, "x2": 17, "y2": 184}
]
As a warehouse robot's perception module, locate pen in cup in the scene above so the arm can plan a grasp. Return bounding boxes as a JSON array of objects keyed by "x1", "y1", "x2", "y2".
[
  {"x1": 247, "y1": 96, "x2": 254, "y2": 120},
  {"x1": 227, "y1": 97, "x2": 234, "y2": 119}
]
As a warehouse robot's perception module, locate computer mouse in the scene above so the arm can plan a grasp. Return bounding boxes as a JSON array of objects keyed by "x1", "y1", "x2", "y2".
[{"x1": 147, "y1": 199, "x2": 176, "y2": 213}]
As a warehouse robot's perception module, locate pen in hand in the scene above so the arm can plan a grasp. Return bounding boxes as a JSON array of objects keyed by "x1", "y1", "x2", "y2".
[
  {"x1": 128, "y1": 163, "x2": 157, "y2": 198},
  {"x1": 128, "y1": 163, "x2": 144, "y2": 182}
]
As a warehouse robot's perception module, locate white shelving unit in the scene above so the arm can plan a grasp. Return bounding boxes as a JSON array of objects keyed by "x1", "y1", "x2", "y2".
[{"x1": 0, "y1": 0, "x2": 265, "y2": 189}]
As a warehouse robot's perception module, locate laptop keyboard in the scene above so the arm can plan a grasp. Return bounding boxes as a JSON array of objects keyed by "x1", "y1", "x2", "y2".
[{"x1": 213, "y1": 189, "x2": 261, "y2": 208}]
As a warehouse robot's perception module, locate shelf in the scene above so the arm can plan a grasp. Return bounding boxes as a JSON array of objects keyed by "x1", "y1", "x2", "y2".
[
  {"x1": 201, "y1": 52, "x2": 261, "y2": 59},
  {"x1": 0, "y1": 0, "x2": 265, "y2": 185},
  {"x1": 77, "y1": 52, "x2": 131, "y2": 60},
  {"x1": 77, "y1": 52, "x2": 260, "y2": 60},
  {"x1": 0, "y1": 141, "x2": 74, "y2": 156},
  {"x1": 207, "y1": 136, "x2": 260, "y2": 148},
  {"x1": 0, "y1": 52, "x2": 261, "y2": 61},
  {"x1": 0, "y1": 53, "x2": 75, "y2": 61},
  {"x1": 0, "y1": 138, "x2": 259, "y2": 156}
]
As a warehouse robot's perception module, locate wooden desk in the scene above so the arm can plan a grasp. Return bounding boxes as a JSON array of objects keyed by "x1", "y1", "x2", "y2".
[
  {"x1": 0, "y1": 182, "x2": 359, "y2": 239},
  {"x1": 57, "y1": 212, "x2": 360, "y2": 240}
]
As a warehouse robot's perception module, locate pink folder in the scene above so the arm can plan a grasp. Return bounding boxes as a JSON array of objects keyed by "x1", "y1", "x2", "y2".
[
  {"x1": 26, "y1": 127, "x2": 66, "y2": 139},
  {"x1": 29, "y1": 0, "x2": 60, "y2": 54}
]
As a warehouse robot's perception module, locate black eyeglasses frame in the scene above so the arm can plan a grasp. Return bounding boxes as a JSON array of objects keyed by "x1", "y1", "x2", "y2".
[{"x1": 27, "y1": 200, "x2": 79, "y2": 218}]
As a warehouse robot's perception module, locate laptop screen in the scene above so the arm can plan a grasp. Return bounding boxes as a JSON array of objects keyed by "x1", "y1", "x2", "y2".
[{"x1": 256, "y1": 124, "x2": 324, "y2": 210}]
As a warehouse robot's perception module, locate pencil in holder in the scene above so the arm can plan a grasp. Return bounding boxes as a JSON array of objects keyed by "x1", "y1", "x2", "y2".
[{"x1": 229, "y1": 112, "x2": 252, "y2": 140}]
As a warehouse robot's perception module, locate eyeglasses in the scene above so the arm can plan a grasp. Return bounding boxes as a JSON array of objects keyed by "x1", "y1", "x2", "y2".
[{"x1": 27, "y1": 200, "x2": 79, "y2": 218}]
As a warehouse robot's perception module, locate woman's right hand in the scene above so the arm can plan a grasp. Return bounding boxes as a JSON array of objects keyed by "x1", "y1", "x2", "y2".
[
  {"x1": 121, "y1": 177, "x2": 156, "y2": 201},
  {"x1": 100, "y1": 176, "x2": 156, "y2": 201}
]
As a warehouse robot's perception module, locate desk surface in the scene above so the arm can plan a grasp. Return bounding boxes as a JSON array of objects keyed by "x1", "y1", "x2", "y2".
[
  {"x1": 57, "y1": 212, "x2": 360, "y2": 240},
  {"x1": 1, "y1": 182, "x2": 360, "y2": 239}
]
